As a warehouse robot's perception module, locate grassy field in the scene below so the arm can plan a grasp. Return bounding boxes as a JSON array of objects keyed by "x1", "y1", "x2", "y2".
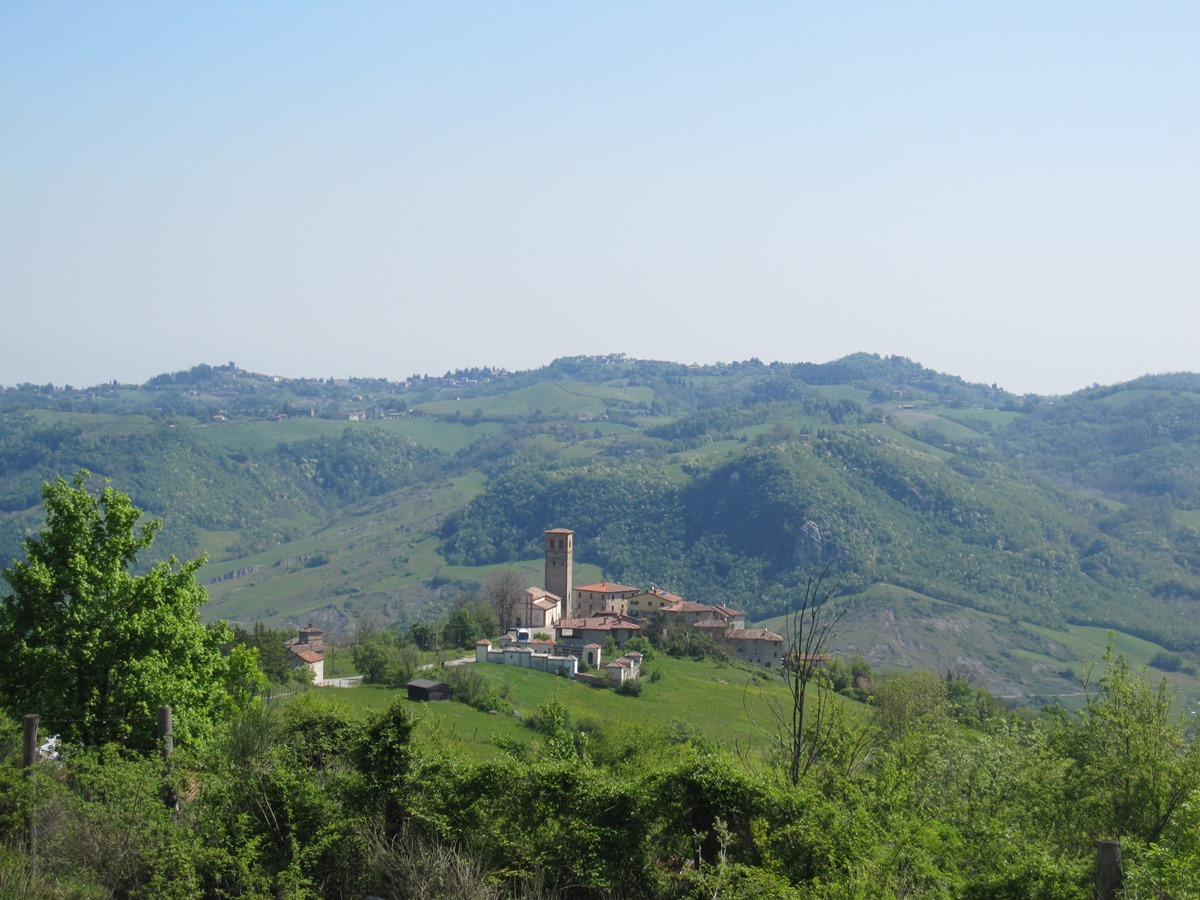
[
  {"x1": 1175, "y1": 508, "x2": 1200, "y2": 530},
  {"x1": 194, "y1": 415, "x2": 503, "y2": 454},
  {"x1": 902, "y1": 414, "x2": 991, "y2": 442},
  {"x1": 30, "y1": 409, "x2": 156, "y2": 433},
  {"x1": 306, "y1": 654, "x2": 847, "y2": 764},
  {"x1": 932, "y1": 406, "x2": 1022, "y2": 431},
  {"x1": 413, "y1": 381, "x2": 656, "y2": 419},
  {"x1": 809, "y1": 385, "x2": 874, "y2": 405}
]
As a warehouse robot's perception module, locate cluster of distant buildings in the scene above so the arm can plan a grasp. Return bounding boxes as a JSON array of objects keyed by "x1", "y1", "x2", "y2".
[
  {"x1": 283, "y1": 527, "x2": 786, "y2": 692},
  {"x1": 481, "y1": 529, "x2": 785, "y2": 679}
]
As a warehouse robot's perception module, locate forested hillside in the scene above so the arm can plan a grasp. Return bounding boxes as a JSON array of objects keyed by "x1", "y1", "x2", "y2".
[{"x1": 3, "y1": 355, "x2": 1200, "y2": 696}]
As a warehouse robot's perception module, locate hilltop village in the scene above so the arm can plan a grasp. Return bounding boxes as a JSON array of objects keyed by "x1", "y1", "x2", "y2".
[
  {"x1": 476, "y1": 528, "x2": 785, "y2": 683},
  {"x1": 284, "y1": 527, "x2": 786, "y2": 685}
]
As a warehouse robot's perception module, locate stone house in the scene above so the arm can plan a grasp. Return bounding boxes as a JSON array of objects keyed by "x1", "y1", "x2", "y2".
[
  {"x1": 720, "y1": 629, "x2": 785, "y2": 668},
  {"x1": 625, "y1": 588, "x2": 685, "y2": 619},
  {"x1": 712, "y1": 605, "x2": 747, "y2": 630},
  {"x1": 574, "y1": 581, "x2": 641, "y2": 617},
  {"x1": 554, "y1": 612, "x2": 641, "y2": 655},
  {"x1": 288, "y1": 648, "x2": 324, "y2": 682},
  {"x1": 284, "y1": 623, "x2": 326, "y2": 682}
]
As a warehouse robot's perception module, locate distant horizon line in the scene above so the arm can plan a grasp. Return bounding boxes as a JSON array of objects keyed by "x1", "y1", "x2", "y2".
[{"x1": 3, "y1": 352, "x2": 1194, "y2": 400}]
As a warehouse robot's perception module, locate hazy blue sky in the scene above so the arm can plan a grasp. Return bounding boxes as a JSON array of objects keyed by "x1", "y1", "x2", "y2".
[{"x1": 2, "y1": 2, "x2": 1196, "y2": 395}]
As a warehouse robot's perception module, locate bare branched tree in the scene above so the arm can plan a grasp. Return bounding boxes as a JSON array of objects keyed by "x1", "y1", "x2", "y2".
[
  {"x1": 485, "y1": 569, "x2": 526, "y2": 635},
  {"x1": 748, "y1": 562, "x2": 848, "y2": 786}
]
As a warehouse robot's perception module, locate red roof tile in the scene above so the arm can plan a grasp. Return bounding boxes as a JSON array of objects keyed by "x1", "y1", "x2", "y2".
[
  {"x1": 575, "y1": 581, "x2": 640, "y2": 594},
  {"x1": 669, "y1": 601, "x2": 714, "y2": 613}
]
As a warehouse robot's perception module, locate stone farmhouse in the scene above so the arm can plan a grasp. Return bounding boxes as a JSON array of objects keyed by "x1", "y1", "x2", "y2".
[
  {"x1": 284, "y1": 623, "x2": 326, "y2": 682},
  {"x1": 721, "y1": 629, "x2": 786, "y2": 667}
]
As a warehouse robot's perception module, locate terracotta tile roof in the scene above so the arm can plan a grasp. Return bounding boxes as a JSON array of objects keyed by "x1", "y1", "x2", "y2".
[
  {"x1": 713, "y1": 605, "x2": 746, "y2": 617},
  {"x1": 641, "y1": 589, "x2": 685, "y2": 603},
  {"x1": 723, "y1": 629, "x2": 784, "y2": 642},
  {"x1": 583, "y1": 642, "x2": 603, "y2": 649},
  {"x1": 545, "y1": 527, "x2": 574, "y2": 534},
  {"x1": 289, "y1": 649, "x2": 323, "y2": 664},
  {"x1": 526, "y1": 587, "x2": 561, "y2": 602},
  {"x1": 669, "y1": 600, "x2": 714, "y2": 613},
  {"x1": 575, "y1": 581, "x2": 640, "y2": 594}
]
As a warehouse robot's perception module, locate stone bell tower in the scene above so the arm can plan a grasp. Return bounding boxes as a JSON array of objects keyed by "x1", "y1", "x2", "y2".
[{"x1": 544, "y1": 528, "x2": 574, "y2": 618}]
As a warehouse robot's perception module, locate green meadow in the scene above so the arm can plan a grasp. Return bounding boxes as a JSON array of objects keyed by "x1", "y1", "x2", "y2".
[{"x1": 307, "y1": 654, "x2": 834, "y2": 763}]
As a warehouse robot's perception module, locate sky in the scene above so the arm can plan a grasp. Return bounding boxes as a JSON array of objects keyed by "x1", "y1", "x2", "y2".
[{"x1": 2, "y1": 2, "x2": 1197, "y2": 396}]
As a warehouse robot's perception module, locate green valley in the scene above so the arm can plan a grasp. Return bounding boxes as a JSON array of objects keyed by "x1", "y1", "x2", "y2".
[{"x1": 3, "y1": 354, "x2": 1200, "y2": 700}]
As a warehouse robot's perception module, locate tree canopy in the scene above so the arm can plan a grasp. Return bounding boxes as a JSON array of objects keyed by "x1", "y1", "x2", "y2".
[{"x1": 0, "y1": 471, "x2": 257, "y2": 753}]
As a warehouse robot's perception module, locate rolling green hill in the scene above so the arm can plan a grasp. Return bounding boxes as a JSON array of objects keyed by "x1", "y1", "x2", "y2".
[{"x1": 3, "y1": 354, "x2": 1199, "y2": 699}]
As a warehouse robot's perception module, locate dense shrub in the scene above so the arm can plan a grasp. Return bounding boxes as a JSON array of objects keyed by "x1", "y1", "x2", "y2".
[{"x1": 615, "y1": 679, "x2": 643, "y2": 697}]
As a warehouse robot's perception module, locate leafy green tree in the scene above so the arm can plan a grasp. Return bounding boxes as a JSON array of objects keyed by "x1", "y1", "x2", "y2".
[
  {"x1": 1058, "y1": 643, "x2": 1200, "y2": 843},
  {"x1": 441, "y1": 593, "x2": 498, "y2": 648},
  {"x1": 201, "y1": 696, "x2": 371, "y2": 894},
  {"x1": 0, "y1": 471, "x2": 252, "y2": 753},
  {"x1": 384, "y1": 644, "x2": 422, "y2": 689},
  {"x1": 352, "y1": 632, "x2": 396, "y2": 683},
  {"x1": 407, "y1": 621, "x2": 437, "y2": 651},
  {"x1": 872, "y1": 670, "x2": 951, "y2": 769},
  {"x1": 624, "y1": 634, "x2": 655, "y2": 659},
  {"x1": 358, "y1": 700, "x2": 415, "y2": 834},
  {"x1": 232, "y1": 621, "x2": 293, "y2": 683}
]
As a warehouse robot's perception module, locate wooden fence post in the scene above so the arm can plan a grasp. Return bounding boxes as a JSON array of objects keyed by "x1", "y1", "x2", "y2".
[
  {"x1": 1095, "y1": 839, "x2": 1122, "y2": 900},
  {"x1": 23, "y1": 714, "x2": 39, "y2": 878},
  {"x1": 158, "y1": 706, "x2": 178, "y2": 815}
]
